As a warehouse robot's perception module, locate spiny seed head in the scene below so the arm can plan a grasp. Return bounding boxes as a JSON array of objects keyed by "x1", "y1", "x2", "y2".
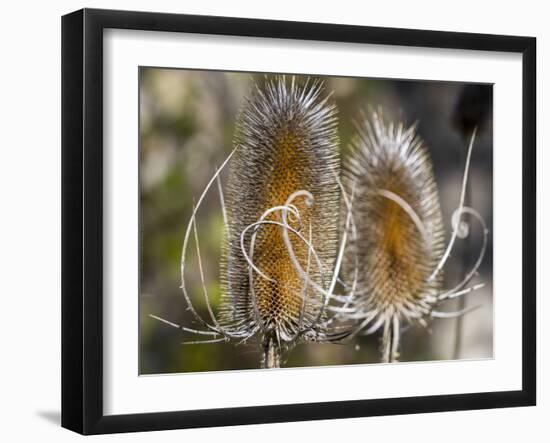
[
  {"x1": 219, "y1": 76, "x2": 340, "y2": 347},
  {"x1": 343, "y1": 110, "x2": 445, "y2": 327}
]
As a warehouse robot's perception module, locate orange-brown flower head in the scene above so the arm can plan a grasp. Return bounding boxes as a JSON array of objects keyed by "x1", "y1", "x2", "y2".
[
  {"x1": 343, "y1": 111, "x2": 445, "y2": 361},
  {"x1": 219, "y1": 76, "x2": 341, "y2": 366}
]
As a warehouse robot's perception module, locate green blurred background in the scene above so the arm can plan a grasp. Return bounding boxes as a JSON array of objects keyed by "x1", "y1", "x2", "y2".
[{"x1": 139, "y1": 68, "x2": 493, "y2": 374}]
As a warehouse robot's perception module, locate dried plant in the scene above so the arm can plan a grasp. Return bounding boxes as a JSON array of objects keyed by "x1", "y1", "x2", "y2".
[
  {"x1": 149, "y1": 82, "x2": 489, "y2": 369},
  {"x1": 220, "y1": 76, "x2": 348, "y2": 367},
  {"x1": 152, "y1": 76, "x2": 355, "y2": 368},
  {"x1": 341, "y1": 110, "x2": 488, "y2": 363}
]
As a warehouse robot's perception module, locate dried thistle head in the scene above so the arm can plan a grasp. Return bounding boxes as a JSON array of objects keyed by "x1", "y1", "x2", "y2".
[
  {"x1": 343, "y1": 110, "x2": 445, "y2": 361},
  {"x1": 342, "y1": 110, "x2": 488, "y2": 363},
  {"x1": 219, "y1": 76, "x2": 341, "y2": 366}
]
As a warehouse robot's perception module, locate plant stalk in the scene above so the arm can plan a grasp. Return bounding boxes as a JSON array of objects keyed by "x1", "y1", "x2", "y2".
[
  {"x1": 263, "y1": 337, "x2": 281, "y2": 368},
  {"x1": 381, "y1": 315, "x2": 400, "y2": 363}
]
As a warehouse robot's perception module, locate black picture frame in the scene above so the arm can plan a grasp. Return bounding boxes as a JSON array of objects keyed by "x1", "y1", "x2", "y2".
[{"x1": 61, "y1": 8, "x2": 536, "y2": 435}]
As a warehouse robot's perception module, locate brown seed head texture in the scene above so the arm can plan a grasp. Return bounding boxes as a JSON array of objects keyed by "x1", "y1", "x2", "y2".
[
  {"x1": 344, "y1": 111, "x2": 445, "y2": 327},
  {"x1": 220, "y1": 77, "x2": 340, "y2": 345}
]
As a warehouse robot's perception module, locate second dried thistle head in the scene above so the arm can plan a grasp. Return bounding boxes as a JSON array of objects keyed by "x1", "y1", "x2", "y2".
[{"x1": 340, "y1": 110, "x2": 487, "y2": 362}]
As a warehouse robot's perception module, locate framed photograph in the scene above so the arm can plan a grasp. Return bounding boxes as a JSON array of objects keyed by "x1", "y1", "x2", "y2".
[{"x1": 61, "y1": 8, "x2": 536, "y2": 434}]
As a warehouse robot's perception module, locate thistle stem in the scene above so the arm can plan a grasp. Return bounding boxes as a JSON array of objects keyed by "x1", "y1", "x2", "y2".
[
  {"x1": 263, "y1": 338, "x2": 281, "y2": 369},
  {"x1": 381, "y1": 315, "x2": 400, "y2": 363}
]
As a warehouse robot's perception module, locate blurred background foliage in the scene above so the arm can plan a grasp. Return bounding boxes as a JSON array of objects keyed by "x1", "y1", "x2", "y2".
[{"x1": 139, "y1": 68, "x2": 493, "y2": 374}]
